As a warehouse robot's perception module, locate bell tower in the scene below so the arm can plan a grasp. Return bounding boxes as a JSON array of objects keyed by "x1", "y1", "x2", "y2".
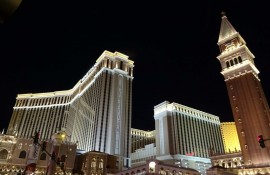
[{"x1": 216, "y1": 13, "x2": 270, "y2": 166}]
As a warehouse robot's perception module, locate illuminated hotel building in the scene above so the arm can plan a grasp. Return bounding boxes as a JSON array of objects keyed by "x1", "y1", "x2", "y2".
[
  {"x1": 7, "y1": 50, "x2": 134, "y2": 167},
  {"x1": 220, "y1": 122, "x2": 241, "y2": 153},
  {"x1": 154, "y1": 101, "x2": 224, "y2": 158},
  {"x1": 131, "y1": 128, "x2": 155, "y2": 153},
  {"x1": 217, "y1": 14, "x2": 270, "y2": 166},
  {"x1": 130, "y1": 129, "x2": 156, "y2": 167},
  {"x1": 153, "y1": 101, "x2": 224, "y2": 174}
]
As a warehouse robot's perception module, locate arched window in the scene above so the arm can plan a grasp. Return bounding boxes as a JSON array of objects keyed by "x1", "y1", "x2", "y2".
[
  {"x1": 19, "y1": 151, "x2": 27, "y2": 159},
  {"x1": 120, "y1": 61, "x2": 124, "y2": 70},
  {"x1": 241, "y1": 130, "x2": 245, "y2": 136},
  {"x1": 0, "y1": 149, "x2": 8, "y2": 159},
  {"x1": 226, "y1": 61, "x2": 230, "y2": 68},
  {"x1": 99, "y1": 158, "x2": 103, "y2": 169},
  {"x1": 40, "y1": 153, "x2": 46, "y2": 160},
  {"x1": 91, "y1": 158, "x2": 96, "y2": 168},
  {"x1": 149, "y1": 161, "x2": 156, "y2": 173},
  {"x1": 159, "y1": 168, "x2": 166, "y2": 175},
  {"x1": 234, "y1": 58, "x2": 238, "y2": 64},
  {"x1": 230, "y1": 60, "x2": 234, "y2": 66},
  {"x1": 238, "y1": 56, "x2": 242, "y2": 63},
  {"x1": 245, "y1": 144, "x2": 248, "y2": 150}
]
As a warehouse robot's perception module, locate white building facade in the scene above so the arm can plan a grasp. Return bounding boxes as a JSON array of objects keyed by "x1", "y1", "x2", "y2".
[
  {"x1": 153, "y1": 101, "x2": 224, "y2": 175},
  {"x1": 7, "y1": 50, "x2": 134, "y2": 168}
]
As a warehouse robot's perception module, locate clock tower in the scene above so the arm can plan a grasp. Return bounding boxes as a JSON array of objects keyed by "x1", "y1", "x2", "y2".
[{"x1": 217, "y1": 13, "x2": 270, "y2": 166}]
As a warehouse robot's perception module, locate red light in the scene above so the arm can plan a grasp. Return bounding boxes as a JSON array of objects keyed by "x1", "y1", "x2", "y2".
[
  {"x1": 257, "y1": 136, "x2": 261, "y2": 141},
  {"x1": 258, "y1": 135, "x2": 263, "y2": 141}
]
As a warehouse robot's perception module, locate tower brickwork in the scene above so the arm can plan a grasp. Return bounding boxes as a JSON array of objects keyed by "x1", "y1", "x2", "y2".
[{"x1": 217, "y1": 14, "x2": 270, "y2": 166}]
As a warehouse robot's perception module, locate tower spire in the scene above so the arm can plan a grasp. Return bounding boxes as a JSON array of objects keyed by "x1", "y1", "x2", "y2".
[{"x1": 218, "y1": 12, "x2": 238, "y2": 43}]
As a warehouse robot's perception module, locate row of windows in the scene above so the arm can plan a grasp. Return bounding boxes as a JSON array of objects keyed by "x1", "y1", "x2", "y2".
[
  {"x1": 226, "y1": 56, "x2": 242, "y2": 68},
  {"x1": 131, "y1": 129, "x2": 155, "y2": 136},
  {"x1": 0, "y1": 150, "x2": 33, "y2": 159},
  {"x1": 0, "y1": 149, "x2": 68, "y2": 162},
  {"x1": 173, "y1": 105, "x2": 219, "y2": 123},
  {"x1": 104, "y1": 59, "x2": 133, "y2": 76},
  {"x1": 131, "y1": 137, "x2": 155, "y2": 153},
  {"x1": 71, "y1": 71, "x2": 104, "y2": 151},
  {"x1": 80, "y1": 58, "x2": 133, "y2": 96},
  {"x1": 173, "y1": 113, "x2": 224, "y2": 158},
  {"x1": 16, "y1": 95, "x2": 70, "y2": 107},
  {"x1": 17, "y1": 105, "x2": 66, "y2": 139}
]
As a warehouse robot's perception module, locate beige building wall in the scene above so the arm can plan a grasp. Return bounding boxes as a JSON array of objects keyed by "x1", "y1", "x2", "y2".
[
  {"x1": 0, "y1": 133, "x2": 76, "y2": 175},
  {"x1": 73, "y1": 151, "x2": 119, "y2": 174}
]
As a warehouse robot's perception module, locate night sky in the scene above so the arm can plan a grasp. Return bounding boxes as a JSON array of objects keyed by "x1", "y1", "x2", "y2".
[{"x1": 1, "y1": 1, "x2": 270, "y2": 131}]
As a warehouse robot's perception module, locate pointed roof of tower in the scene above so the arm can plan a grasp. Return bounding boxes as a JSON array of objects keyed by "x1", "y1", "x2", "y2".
[{"x1": 218, "y1": 12, "x2": 238, "y2": 43}]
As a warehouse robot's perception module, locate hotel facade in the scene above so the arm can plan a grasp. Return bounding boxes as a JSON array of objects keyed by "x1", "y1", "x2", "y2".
[
  {"x1": 154, "y1": 101, "x2": 224, "y2": 159},
  {"x1": 129, "y1": 101, "x2": 224, "y2": 175},
  {"x1": 6, "y1": 50, "x2": 134, "y2": 168}
]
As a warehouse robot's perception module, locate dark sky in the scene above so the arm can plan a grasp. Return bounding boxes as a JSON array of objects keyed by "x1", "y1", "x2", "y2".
[{"x1": 1, "y1": 1, "x2": 270, "y2": 131}]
